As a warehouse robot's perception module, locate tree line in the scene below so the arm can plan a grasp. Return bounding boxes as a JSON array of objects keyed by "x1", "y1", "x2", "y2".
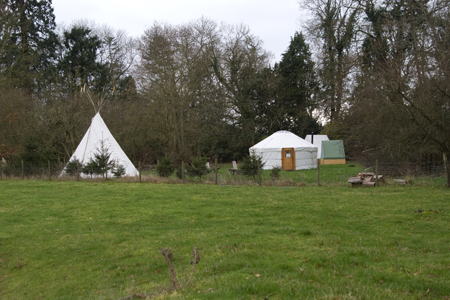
[{"x1": 1, "y1": 0, "x2": 449, "y2": 185}]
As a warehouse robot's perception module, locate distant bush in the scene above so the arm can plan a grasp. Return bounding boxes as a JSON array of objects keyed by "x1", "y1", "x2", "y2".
[
  {"x1": 175, "y1": 166, "x2": 183, "y2": 179},
  {"x1": 81, "y1": 141, "x2": 115, "y2": 178},
  {"x1": 186, "y1": 156, "x2": 210, "y2": 179},
  {"x1": 64, "y1": 158, "x2": 83, "y2": 176},
  {"x1": 156, "y1": 157, "x2": 175, "y2": 177},
  {"x1": 240, "y1": 151, "x2": 265, "y2": 181},
  {"x1": 112, "y1": 163, "x2": 126, "y2": 178},
  {"x1": 270, "y1": 167, "x2": 282, "y2": 180}
]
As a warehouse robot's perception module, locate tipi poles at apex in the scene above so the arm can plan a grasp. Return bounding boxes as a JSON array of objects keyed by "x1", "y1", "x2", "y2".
[{"x1": 82, "y1": 84, "x2": 115, "y2": 114}]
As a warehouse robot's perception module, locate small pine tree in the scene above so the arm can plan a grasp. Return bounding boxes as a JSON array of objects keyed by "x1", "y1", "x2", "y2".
[
  {"x1": 92, "y1": 141, "x2": 115, "y2": 177},
  {"x1": 64, "y1": 158, "x2": 83, "y2": 176},
  {"x1": 186, "y1": 156, "x2": 210, "y2": 179},
  {"x1": 82, "y1": 140, "x2": 115, "y2": 178},
  {"x1": 112, "y1": 163, "x2": 126, "y2": 178},
  {"x1": 82, "y1": 160, "x2": 98, "y2": 177},
  {"x1": 240, "y1": 151, "x2": 265, "y2": 181},
  {"x1": 270, "y1": 167, "x2": 282, "y2": 180},
  {"x1": 156, "y1": 157, "x2": 175, "y2": 177}
]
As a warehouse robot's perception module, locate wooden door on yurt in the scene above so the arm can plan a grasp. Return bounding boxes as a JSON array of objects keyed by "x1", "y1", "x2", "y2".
[{"x1": 282, "y1": 148, "x2": 295, "y2": 170}]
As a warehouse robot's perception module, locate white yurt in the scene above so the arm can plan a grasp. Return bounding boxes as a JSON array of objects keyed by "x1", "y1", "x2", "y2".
[{"x1": 250, "y1": 131, "x2": 318, "y2": 170}]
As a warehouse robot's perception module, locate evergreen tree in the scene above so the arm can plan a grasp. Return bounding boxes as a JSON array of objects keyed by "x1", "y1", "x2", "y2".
[
  {"x1": 0, "y1": 0, "x2": 58, "y2": 91},
  {"x1": 274, "y1": 32, "x2": 321, "y2": 136},
  {"x1": 58, "y1": 25, "x2": 108, "y2": 95}
]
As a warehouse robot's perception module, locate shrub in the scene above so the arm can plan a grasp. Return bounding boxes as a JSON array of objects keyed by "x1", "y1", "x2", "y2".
[
  {"x1": 240, "y1": 151, "x2": 265, "y2": 181},
  {"x1": 186, "y1": 156, "x2": 210, "y2": 179},
  {"x1": 156, "y1": 157, "x2": 175, "y2": 177},
  {"x1": 81, "y1": 141, "x2": 115, "y2": 178},
  {"x1": 92, "y1": 141, "x2": 115, "y2": 177},
  {"x1": 82, "y1": 160, "x2": 98, "y2": 177},
  {"x1": 112, "y1": 163, "x2": 126, "y2": 178},
  {"x1": 64, "y1": 158, "x2": 83, "y2": 176},
  {"x1": 270, "y1": 167, "x2": 282, "y2": 180}
]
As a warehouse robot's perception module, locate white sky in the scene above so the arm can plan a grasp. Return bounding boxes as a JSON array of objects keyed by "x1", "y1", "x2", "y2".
[{"x1": 52, "y1": 0, "x2": 309, "y2": 63}]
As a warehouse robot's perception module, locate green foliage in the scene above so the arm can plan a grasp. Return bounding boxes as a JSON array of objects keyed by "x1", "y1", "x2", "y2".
[
  {"x1": 64, "y1": 158, "x2": 83, "y2": 176},
  {"x1": 82, "y1": 160, "x2": 98, "y2": 177},
  {"x1": 240, "y1": 152, "x2": 265, "y2": 180},
  {"x1": 92, "y1": 141, "x2": 115, "y2": 177},
  {"x1": 269, "y1": 31, "x2": 321, "y2": 136},
  {"x1": 6, "y1": 139, "x2": 59, "y2": 176},
  {"x1": 58, "y1": 25, "x2": 108, "y2": 94},
  {"x1": 270, "y1": 166, "x2": 282, "y2": 180},
  {"x1": 80, "y1": 141, "x2": 115, "y2": 178},
  {"x1": 186, "y1": 156, "x2": 210, "y2": 179},
  {"x1": 17, "y1": 140, "x2": 59, "y2": 167},
  {"x1": 0, "y1": 0, "x2": 58, "y2": 91},
  {"x1": 175, "y1": 166, "x2": 184, "y2": 179},
  {"x1": 156, "y1": 157, "x2": 175, "y2": 177},
  {"x1": 112, "y1": 163, "x2": 126, "y2": 178}
]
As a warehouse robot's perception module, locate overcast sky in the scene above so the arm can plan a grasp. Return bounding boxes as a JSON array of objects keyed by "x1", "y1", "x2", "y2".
[{"x1": 52, "y1": 0, "x2": 309, "y2": 63}]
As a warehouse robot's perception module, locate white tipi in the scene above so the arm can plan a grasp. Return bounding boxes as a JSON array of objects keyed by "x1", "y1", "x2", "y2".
[{"x1": 60, "y1": 113, "x2": 139, "y2": 178}]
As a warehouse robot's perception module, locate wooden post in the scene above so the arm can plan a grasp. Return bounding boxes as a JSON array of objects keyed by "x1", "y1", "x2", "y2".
[
  {"x1": 76, "y1": 162, "x2": 80, "y2": 181},
  {"x1": 375, "y1": 159, "x2": 379, "y2": 187},
  {"x1": 317, "y1": 159, "x2": 320, "y2": 186},
  {"x1": 0, "y1": 159, "x2": 2, "y2": 180},
  {"x1": 21, "y1": 160, "x2": 24, "y2": 180},
  {"x1": 182, "y1": 161, "x2": 185, "y2": 182},
  {"x1": 214, "y1": 157, "x2": 218, "y2": 185},
  {"x1": 139, "y1": 162, "x2": 142, "y2": 183},
  {"x1": 48, "y1": 161, "x2": 51, "y2": 181},
  {"x1": 257, "y1": 159, "x2": 261, "y2": 185},
  {"x1": 443, "y1": 152, "x2": 449, "y2": 188}
]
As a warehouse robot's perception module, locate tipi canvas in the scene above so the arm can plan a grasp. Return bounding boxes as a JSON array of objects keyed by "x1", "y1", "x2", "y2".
[
  {"x1": 61, "y1": 113, "x2": 139, "y2": 178},
  {"x1": 250, "y1": 131, "x2": 317, "y2": 170}
]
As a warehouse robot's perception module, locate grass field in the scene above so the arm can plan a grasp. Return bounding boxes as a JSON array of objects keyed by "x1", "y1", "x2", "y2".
[{"x1": 1, "y1": 176, "x2": 449, "y2": 299}]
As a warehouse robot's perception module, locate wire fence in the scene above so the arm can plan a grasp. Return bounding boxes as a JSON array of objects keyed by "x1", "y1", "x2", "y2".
[
  {"x1": 0, "y1": 160, "x2": 65, "y2": 180},
  {"x1": 0, "y1": 159, "x2": 446, "y2": 186},
  {"x1": 363, "y1": 160, "x2": 445, "y2": 177}
]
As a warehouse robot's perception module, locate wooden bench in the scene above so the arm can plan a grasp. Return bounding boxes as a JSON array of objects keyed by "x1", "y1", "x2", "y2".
[{"x1": 227, "y1": 161, "x2": 241, "y2": 175}]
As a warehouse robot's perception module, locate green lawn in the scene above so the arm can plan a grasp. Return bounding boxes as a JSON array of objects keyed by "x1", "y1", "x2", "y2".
[{"x1": 0, "y1": 180, "x2": 449, "y2": 299}]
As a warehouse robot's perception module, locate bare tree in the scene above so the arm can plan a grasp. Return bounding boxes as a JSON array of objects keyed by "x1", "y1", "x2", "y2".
[
  {"x1": 137, "y1": 18, "x2": 225, "y2": 162},
  {"x1": 212, "y1": 23, "x2": 272, "y2": 148},
  {"x1": 301, "y1": 0, "x2": 361, "y2": 122}
]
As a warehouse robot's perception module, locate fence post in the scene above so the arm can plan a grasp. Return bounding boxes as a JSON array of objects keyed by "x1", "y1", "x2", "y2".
[
  {"x1": 48, "y1": 160, "x2": 51, "y2": 181},
  {"x1": 139, "y1": 162, "x2": 142, "y2": 183},
  {"x1": 21, "y1": 160, "x2": 24, "y2": 180},
  {"x1": 375, "y1": 159, "x2": 379, "y2": 187},
  {"x1": 214, "y1": 157, "x2": 218, "y2": 185},
  {"x1": 444, "y1": 153, "x2": 449, "y2": 187},
  {"x1": 182, "y1": 161, "x2": 185, "y2": 182},
  {"x1": 0, "y1": 159, "x2": 2, "y2": 180},
  {"x1": 257, "y1": 159, "x2": 261, "y2": 185},
  {"x1": 317, "y1": 159, "x2": 320, "y2": 186}
]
